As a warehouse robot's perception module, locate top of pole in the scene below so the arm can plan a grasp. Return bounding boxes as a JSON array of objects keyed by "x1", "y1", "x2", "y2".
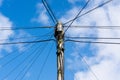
[{"x1": 56, "y1": 22, "x2": 63, "y2": 31}]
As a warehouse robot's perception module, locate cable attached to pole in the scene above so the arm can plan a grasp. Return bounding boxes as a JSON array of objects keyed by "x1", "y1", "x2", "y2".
[
  {"x1": 0, "y1": 39, "x2": 55, "y2": 45},
  {"x1": 43, "y1": 0, "x2": 58, "y2": 23},
  {"x1": 63, "y1": 26, "x2": 120, "y2": 29},
  {"x1": 42, "y1": 0, "x2": 57, "y2": 24},
  {"x1": 65, "y1": 36, "x2": 120, "y2": 40},
  {"x1": 0, "y1": 26, "x2": 53, "y2": 30},
  {"x1": 63, "y1": 0, "x2": 113, "y2": 25},
  {"x1": 65, "y1": 39, "x2": 120, "y2": 45},
  {"x1": 64, "y1": 0, "x2": 91, "y2": 33}
]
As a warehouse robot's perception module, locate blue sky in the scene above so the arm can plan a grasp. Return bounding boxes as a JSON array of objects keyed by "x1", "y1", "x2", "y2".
[
  {"x1": 0, "y1": 0, "x2": 80, "y2": 80},
  {"x1": 0, "y1": 0, "x2": 120, "y2": 80}
]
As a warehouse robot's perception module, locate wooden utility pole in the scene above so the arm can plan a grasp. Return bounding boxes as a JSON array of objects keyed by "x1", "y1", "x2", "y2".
[{"x1": 54, "y1": 22, "x2": 64, "y2": 80}]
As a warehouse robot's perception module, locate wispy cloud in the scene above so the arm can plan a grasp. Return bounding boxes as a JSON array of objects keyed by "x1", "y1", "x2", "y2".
[
  {"x1": 62, "y1": 0, "x2": 120, "y2": 80},
  {"x1": 0, "y1": 13, "x2": 13, "y2": 52},
  {"x1": 32, "y1": 3, "x2": 50, "y2": 25},
  {"x1": 0, "y1": 3, "x2": 33, "y2": 58}
]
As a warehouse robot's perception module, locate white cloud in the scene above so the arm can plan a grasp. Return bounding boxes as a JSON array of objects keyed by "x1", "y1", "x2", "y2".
[
  {"x1": 0, "y1": 13, "x2": 31, "y2": 57},
  {"x1": 75, "y1": 57, "x2": 120, "y2": 80},
  {"x1": 62, "y1": 0, "x2": 120, "y2": 80},
  {"x1": 0, "y1": 13, "x2": 14, "y2": 52},
  {"x1": 0, "y1": 1, "x2": 36, "y2": 60},
  {"x1": 0, "y1": 1, "x2": 15, "y2": 57},
  {"x1": 12, "y1": 30, "x2": 33, "y2": 52},
  {"x1": 32, "y1": 3, "x2": 49, "y2": 25}
]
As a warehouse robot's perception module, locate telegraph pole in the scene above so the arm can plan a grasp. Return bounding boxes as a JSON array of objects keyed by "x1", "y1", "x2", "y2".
[{"x1": 54, "y1": 22, "x2": 64, "y2": 80}]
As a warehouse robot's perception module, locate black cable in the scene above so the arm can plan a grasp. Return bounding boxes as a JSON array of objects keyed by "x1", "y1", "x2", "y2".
[
  {"x1": 13, "y1": 43, "x2": 44, "y2": 80},
  {"x1": 65, "y1": 39, "x2": 120, "y2": 45},
  {"x1": 0, "y1": 42, "x2": 36, "y2": 68},
  {"x1": 0, "y1": 30, "x2": 54, "y2": 41},
  {"x1": 18, "y1": 35, "x2": 53, "y2": 80},
  {"x1": 0, "y1": 36, "x2": 53, "y2": 66},
  {"x1": 65, "y1": 36, "x2": 120, "y2": 40},
  {"x1": 78, "y1": 53, "x2": 100, "y2": 80},
  {"x1": 64, "y1": 0, "x2": 90, "y2": 33},
  {"x1": 13, "y1": 34, "x2": 53, "y2": 80},
  {"x1": 1, "y1": 43, "x2": 39, "y2": 80},
  {"x1": 0, "y1": 26, "x2": 53, "y2": 30},
  {"x1": 0, "y1": 43, "x2": 32, "y2": 61},
  {"x1": 0, "y1": 39, "x2": 55, "y2": 45},
  {"x1": 0, "y1": 39, "x2": 54, "y2": 68},
  {"x1": 63, "y1": 26, "x2": 120, "y2": 29},
  {"x1": 0, "y1": 31, "x2": 52, "y2": 80},
  {"x1": 37, "y1": 42, "x2": 54, "y2": 80},
  {"x1": 0, "y1": 37, "x2": 46, "y2": 67},
  {"x1": 0, "y1": 35, "x2": 49, "y2": 41},
  {"x1": 63, "y1": 0, "x2": 113, "y2": 25},
  {"x1": 42, "y1": 0, "x2": 57, "y2": 24},
  {"x1": 43, "y1": 0, "x2": 58, "y2": 23},
  {"x1": 0, "y1": 27, "x2": 54, "y2": 80},
  {"x1": 0, "y1": 30, "x2": 53, "y2": 61}
]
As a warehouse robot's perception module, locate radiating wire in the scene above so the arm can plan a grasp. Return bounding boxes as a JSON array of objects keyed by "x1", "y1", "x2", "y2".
[
  {"x1": 0, "y1": 39, "x2": 55, "y2": 45},
  {"x1": 15, "y1": 35, "x2": 52, "y2": 80},
  {"x1": 0, "y1": 43, "x2": 31, "y2": 61},
  {"x1": 0, "y1": 37, "x2": 49, "y2": 68},
  {"x1": 1, "y1": 43, "x2": 39, "y2": 80},
  {"x1": 78, "y1": 53, "x2": 100, "y2": 80},
  {"x1": 0, "y1": 39, "x2": 54, "y2": 69},
  {"x1": 63, "y1": 26, "x2": 120, "y2": 29},
  {"x1": 0, "y1": 26, "x2": 53, "y2": 30},
  {"x1": 0, "y1": 35, "x2": 50, "y2": 41},
  {"x1": 64, "y1": 0, "x2": 90, "y2": 33},
  {"x1": 43, "y1": 0, "x2": 58, "y2": 23},
  {"x1": 0, "y1": 0, "x2": 114, "y2": 79},
  {"x1": 37, "y1": 42, "x2": 54, "y2": 80},
  {"x1": 13, "y1": 43, "x2": 44, "y2": 80},
  {"x1": 63, "y1": 0, "x2": 113, "y2": 25},
  {"x1": 65, "y1": 36, "x2": 120, "y2": 40},
  {"x1": 0, "y1": 43, "x2": 36, "y2": 68},
  {"x1": 42, "y1": 0, "x2": 57, "y2": 24},
  {"x1": 18, "y1": 35, "x2": 54, "y2": 80},
  {"x1": 0, "y1": 30, "x2": 53, "y2": 62},
  {"x1": 65, "y1": 39, "x2": 120, "y2": 45},
  {"x1": 0, "y1": 30, "x2": 54, "y2": 41}
]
